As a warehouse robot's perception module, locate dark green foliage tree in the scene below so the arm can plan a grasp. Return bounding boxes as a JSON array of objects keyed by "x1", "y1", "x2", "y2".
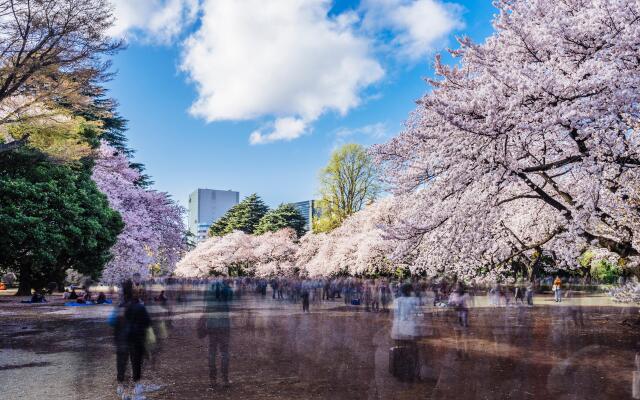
[
  {"x1": 209, "y1": 213, "x2": 231, "y2": 237},
  {"x1": 255, "y1": 203, "x2": 307, "y2": 237},
  {"x1": 209, "y1": 193, "x2": 269, "y2": 236},
  {"x1": 0, "y1": 150, "x2": 123, "y2": 295}
]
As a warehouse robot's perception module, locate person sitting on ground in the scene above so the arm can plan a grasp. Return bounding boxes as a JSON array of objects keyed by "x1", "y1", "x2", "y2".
[
  {"x1": 96, "y1": 292, "x2": 107, "y2": 304},
  {"x1": 31, "y1": 290, "x2": 47, "y2": 303},
  {"x1": 69, "y1": 289, "x2": 79, "y2": 300},
  {"x1": 76, "y1": 289, "x2": 92, "y2": 304},
  {"x1": 154, "y1": 290, "x2": 168, "y2": 306},
  {"x1": 62, "y1": 289, "x2": 71, "y2": 300}
]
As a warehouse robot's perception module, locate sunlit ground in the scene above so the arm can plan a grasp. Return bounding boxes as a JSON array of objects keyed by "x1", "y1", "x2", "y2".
[{"x1": 0, "y1": 288, "x2": 637, "y2": 399}]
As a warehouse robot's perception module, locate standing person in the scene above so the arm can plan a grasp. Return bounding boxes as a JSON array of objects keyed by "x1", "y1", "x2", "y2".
[
  {"x1": 371, "y1": 281, "x2": 380, "y2": 312},
  {"x1": 271, "y1": 278, "x2": 278, "y2": 299},
  {"x1": 364, "y1": 281, "x2": 373, "y2": 312},
  {"x1": 514, "y1": 283, "x2": 525, "y2": 305},
  {"x1": 553, "y1": 276, "x2": 562, "y2": 303},
  {"x1": 389, "y1": 283, "x2": 420, "y2": 381},
  {"x1": 301, "y1": 285, "x2": 310, "y2": 313},
  {"x1": 203, "y1": 279, "x2": 233, "y2": 388},
  {"x1": 110, "y1": 279, "x2": 152, "y2": 400},
  {"x1": 525, "y1": 282, "x2": 534, "y2": 306},
  {"x1": 323, "y1": 280, "x2": 330, "y2": 301},
  {"x1": 449, "y1": 283, "x2": 471, "y2": 328},
  {"x1": 380, "y1": 281, "x2": 391, "y2": 312}
]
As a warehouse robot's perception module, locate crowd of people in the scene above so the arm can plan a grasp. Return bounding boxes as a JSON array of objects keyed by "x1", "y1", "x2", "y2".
[{"x1": 106, "y1": 274, "x2": 578, "y2": 399}]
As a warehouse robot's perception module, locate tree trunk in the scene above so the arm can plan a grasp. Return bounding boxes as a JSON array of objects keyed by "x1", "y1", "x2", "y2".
[
  {"x1": 527, "y1": 248, "x2": 542, "y2": 283},
  {"x1": 16, "y1": 277, "x2": 32, "y2": 296},
  {"x1": 16, "y1": 263, "x2": 32, "y2": 296}
]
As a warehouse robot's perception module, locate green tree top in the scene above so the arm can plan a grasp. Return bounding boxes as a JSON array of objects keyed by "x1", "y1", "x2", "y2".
[
  {"x1": 255, "y1": 203, "x2": 307, "y2": 238},
  {"x1": 315, "y1": 143, "x2": 380, "y2": 233},
  {"x1": 209, "y1": 193, "x2": 269, "y2": 236},
  {"x1": 0, "y1": 149, "x2": 123, "y2": 295}
]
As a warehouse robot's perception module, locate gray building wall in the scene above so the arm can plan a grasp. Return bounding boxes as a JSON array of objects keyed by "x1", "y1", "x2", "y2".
[{"x1": 188, "y1": 189, "x2": 240, "y2": 242}]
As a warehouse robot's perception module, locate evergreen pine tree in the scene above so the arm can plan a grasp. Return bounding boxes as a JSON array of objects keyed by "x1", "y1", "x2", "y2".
[
  {"x1": 255, "y1": 203, "x2": 307, "y2": 237},
  {"x1": 208, "y1": 193, "x2": 269, "y2": 236}
]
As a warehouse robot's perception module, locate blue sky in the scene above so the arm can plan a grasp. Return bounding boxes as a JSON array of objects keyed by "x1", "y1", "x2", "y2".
[{"x1": 105, "y1": 0, "x2": 496, "y2": 209}]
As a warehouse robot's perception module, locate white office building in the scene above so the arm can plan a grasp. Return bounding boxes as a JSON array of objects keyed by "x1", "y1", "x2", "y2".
[{"x1": 188, "y1": 189, "x2": 239, "y2": 242}]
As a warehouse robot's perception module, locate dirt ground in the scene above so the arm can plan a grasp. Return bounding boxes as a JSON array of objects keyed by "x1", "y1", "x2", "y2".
[{"x1": 0, "y1": 289, "x2": 638, "y2": 400}]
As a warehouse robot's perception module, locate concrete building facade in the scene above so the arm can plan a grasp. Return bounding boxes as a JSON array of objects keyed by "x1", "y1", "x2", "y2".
[{"x1": 188, "y1": 189, "x2": 240, "y2": 242}]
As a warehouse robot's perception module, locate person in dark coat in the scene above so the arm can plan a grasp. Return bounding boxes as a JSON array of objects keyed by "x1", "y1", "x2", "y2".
[
  {"x1": 111, "y1": 279, "x2": 152, "y2": 399},
  {"x1": 301, "y1": 287, "x2": 310, "y2": 312}
]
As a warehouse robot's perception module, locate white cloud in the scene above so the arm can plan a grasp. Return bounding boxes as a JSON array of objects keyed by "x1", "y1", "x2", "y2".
[
  {"x1": 249, "y1": 117, "x2": 308, "y2": 145},
  {"x1": 361, "y1": 0, "x2": 464, "y2": 61},
  {"x1": 108, "y1": 0, "x2": 199, "y2": 43},
  {"x1": 179, "y1": 0, "x2": 384, "y2": 143},
  {"x1": 109, "y1": 0, "x2": 463, "y2": 144},
  {"x1": 335, "y1": 122, "x2": 388, "y2": 139},
  {"x1": 332, "y1": 122, "x2": 391, "y2": 150}
]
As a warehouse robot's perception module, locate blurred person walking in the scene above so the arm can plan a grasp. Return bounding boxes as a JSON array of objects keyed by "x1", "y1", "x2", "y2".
[
  {"x1": 449, "y1": 283, "x2": 471, "y2": 328},
  {"x1": 301, "y1": 285, "x2": 310, "y2": 312},
  {"x1": 389, "y1": 283, "x2": 420, "y2": 382},
  {"x1": 110, "y1": 279, "x2": 152, "y2": 400},
  {"x1": 202, "y1": 279, "x2": 233, "y2": 388}
]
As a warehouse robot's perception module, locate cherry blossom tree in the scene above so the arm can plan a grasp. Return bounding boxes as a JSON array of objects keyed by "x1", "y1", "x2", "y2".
[
  {"x1": 372, "y1": 0, "x2": 640, "y2": 280},
  {"x1": 92, "y1": 142, "x2": 185, "y2": 284},
  {"x1": 296, "y1": 231, "x2": 331, "y2": 277},
  {"x1": 175, "y1": 229, "x2": 298, "y2": 277},
  {"x1": 176, "y1": 200, "x2": 400, "y2": 278},
  {"x1": 253, "y1": 228, "x2": 299, "y2": 277},
  {"x1": 175, "y1": 230, "x2": 255, "y2": 276},
  {"x1": 299, "y1": 198, "x2": 400, "y2": 277}
]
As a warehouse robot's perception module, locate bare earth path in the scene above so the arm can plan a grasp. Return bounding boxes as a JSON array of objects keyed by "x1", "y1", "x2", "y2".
[{"x1": 0, "y1": 290, "x2": 638, "y2": 399}]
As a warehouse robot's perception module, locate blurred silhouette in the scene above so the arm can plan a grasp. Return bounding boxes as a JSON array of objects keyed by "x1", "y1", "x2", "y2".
[
  {"x1": 301, "y1": 285, "x2": 310, "y2": 312},
  {"x1": 30, "y1": 289, "x2": 47, "y2": 303},
  {"x1": 448, "y1": 283, "x2": 471, "y2": 328},
  {"x1": 633, "y1": 353, "x2": 640, "y2": 399},
  {"x1": 132, "y1": 272, "x2": 146, "y2": 304},
  {"x1": 96, "y1": 292, "x2": 107, "y2": 304},
  {"x1": 203, "y1": 279, "x2": 233, "y2": 388},
  {"x1": 154, "y1": 290, "x2": 168, "y2": 306},
  {"x1": 390, "y1": 283, "x2": 420, "y2": 382},
  {"x1": 110, "y1": 279, "x2": 152, "y2": 400},
  {"x1": 526, "y1": 282, "x2": 534, "y2": 306}
]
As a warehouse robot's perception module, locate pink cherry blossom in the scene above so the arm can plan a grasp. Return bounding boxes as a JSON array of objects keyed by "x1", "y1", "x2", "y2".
[
  {"x1": 372, "y1": 0, "x2": 640, "y2": 280},
  {"x1": 92, "y1": 142, "x2": 186, "y2": 284}
]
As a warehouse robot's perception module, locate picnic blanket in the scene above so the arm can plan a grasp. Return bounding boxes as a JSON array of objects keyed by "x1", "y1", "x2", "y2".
[{"x1": 65, "y1": 299, "x2": 112, "y2": 307}]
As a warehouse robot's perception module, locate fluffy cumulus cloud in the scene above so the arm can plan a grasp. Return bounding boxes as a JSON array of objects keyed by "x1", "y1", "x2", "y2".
[
  {"x1": 361, "y1": 0, "x2": 464, "y2": 60},
  {"x1": 180, "y1": 0, "x2": 385, "y2": 144},
  {"x1": 110, "y1": 0, "x2": 463, "y2": 143},
  {"x1": 249, "y1": 117, "x2": 308, "y2": 145},
  {"x1": 108, "y1": 0, "x2": 199, "y2": 42}
]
